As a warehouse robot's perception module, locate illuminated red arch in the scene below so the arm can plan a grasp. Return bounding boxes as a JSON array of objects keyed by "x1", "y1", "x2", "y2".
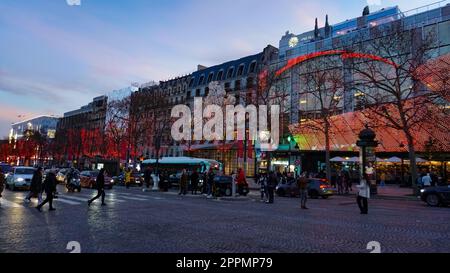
[{"x1": 275, "y1": 50, "x2": 398, "y2": 77}]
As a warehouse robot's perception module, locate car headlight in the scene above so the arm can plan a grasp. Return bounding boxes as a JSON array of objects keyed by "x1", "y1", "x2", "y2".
[
  {"x1": 420, "y1": 189, "x2": 426, "y2": 193},
  {"x1": 16, "y1": 177, "x2": 24, "y2": 182},
  {"x1": 110, "y1": 179, "x2": 114, "y2": 183}
]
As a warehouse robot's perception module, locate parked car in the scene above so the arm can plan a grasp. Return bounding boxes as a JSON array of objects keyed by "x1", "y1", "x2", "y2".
[
  {"x1": 169, "y1": 171, "x2": 183, "y2": 188},
  {"x1": 80, "y1": 170, "x2": 113, "y2": 190},
  {"x1": 420, "y1": 186, "x2": 450, "y2": 207},
  {"x1": 213, "y1": 175, "x2": 249, "y2": 197},
  {"x1": 5, "y1": 167, "x2": 36, "y2": 191},
  {"x1": 111, "y1": 172, "x2": 143, "y2": 187},
  {"x1": 56, "y1": 168, "x2": 69, "y2": 184},
  {"x1": 0, "y1": 163, "x2": 12, "y2": 174},
  {"x1": 276, "y1": 178, "x2": 335, "y2": 199}
]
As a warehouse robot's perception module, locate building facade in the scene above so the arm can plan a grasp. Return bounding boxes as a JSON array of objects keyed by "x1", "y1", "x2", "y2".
[
  {"x1": 55, "y1": 96, "x2": 108, "y2": 166},
  {"x1": 272, "y1": 2, "x2": 450, "y2": 177},
  {"x1": 10, "y1": 115, "x2": 59, "y2": 140}
]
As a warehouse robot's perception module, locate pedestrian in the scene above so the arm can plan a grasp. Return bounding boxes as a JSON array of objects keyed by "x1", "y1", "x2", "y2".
[
  {"x1": 258, "y1": 173, "x2": 268, "y2": 202},
  {"x1": 298, "y1": 172, "x2": 309, "y2": 210},
  {"x1": 380, "y1": 172, "x2": 386, "y2": 188},
  {"x1": 207, "y1": 170, "x2": 215, "y2": 198},
  {"x1": 337, "y1": 171, "x2": 344, "y2": 195},
  {"x1": 236, "y1": 168, "x2": 247, "y2": 196},
  {"x1": 125, "y1": 168, "x2": 132, "y2": 189},
  {"x1": 190, "y1": 169, "x2": 199, "y2": 195},
  {"x1": 343, "y1": 169, "x2": 351, "y2": 194},
  {"x1": 422, "y1": 173, "x2": 432, "y2": 188},
  {"x1": 25, "y1": 167, "x2": 43, "y2": 204},
  {"x1": 266, "y1": 171, "x2": 278, "y2": 204},
  {"x1": 144, "y1": 167, "x2": 152, "y2": 189},
  {"x1": 88, "y1": 169, "x2": 107, "y2": 206},
  {"x1": 36, "y1": 171, "x2": 57, "y2": 212},
  {"x1": 356, "y1": 174, "x2": 370, "y2": 215},
  {"x1": 179, "y1": 169, "x2": 188, "y2": 195},
  {"x1": 0, "y1": 167, "x2": 5, "y2": 200}
]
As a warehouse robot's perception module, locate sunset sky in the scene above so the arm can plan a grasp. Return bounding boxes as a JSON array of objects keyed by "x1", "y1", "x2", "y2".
[{"x1": 0, "y1": 0, "x2": 441, "y2": 136}]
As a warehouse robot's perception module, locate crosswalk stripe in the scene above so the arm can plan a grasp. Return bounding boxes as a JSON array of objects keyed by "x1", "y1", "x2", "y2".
[
  {"x1": 120, "y1": 193, "x2": 154, "y2": 199},
  {"x1": 119, "y1": 196, "x2": 148, "y2": 201},
  {"x1": 53, "y1": 198, "x2": 80, "y2": 205},
  {"x1": 58, "y1": 195, "x2": 90, "y2": 202},
  {"x1": 0, "y1": 199, "x2": 22, "y2": 208}
]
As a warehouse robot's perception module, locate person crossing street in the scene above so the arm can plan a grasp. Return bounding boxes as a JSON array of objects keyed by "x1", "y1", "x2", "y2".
[
  {"x1": 36, "y1": 171, "x2": 57, "y2": 212},
  {"x1": 25, "y1": 167, "x2": 43, "y2": 204},
  {"x1": 88, "y1": 169, "x2": 107, "y2": 207},
  {"x1": 0, "y1": 167, "x2": 5, "y2": 202}
]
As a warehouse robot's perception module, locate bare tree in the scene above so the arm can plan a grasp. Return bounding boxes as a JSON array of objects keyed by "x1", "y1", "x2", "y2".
[
  {"x1": 105, "y1": 96, "x2": 130, "y2": 168},
  {"x1": 290, "y1": 56, "x2": 345, "y2": 183},
  {"x1": 349, "y1": 23, "x2": 444, "y2": 193}
]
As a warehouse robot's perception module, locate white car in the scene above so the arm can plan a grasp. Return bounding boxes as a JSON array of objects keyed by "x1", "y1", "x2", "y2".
[{"x1": 6, "y1": 167, "x2": 36, "y2": 191}]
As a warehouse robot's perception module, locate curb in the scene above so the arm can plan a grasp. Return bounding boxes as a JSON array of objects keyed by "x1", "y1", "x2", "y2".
[{"x1": 218, "y1": 196, "x2": 252, "y2": 202}]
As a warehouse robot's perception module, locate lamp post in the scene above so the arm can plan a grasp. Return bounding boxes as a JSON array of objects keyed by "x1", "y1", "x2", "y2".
[
  {"x1": 287, "y1": 135, "x2": 292, "y2": 173},
  {"x1": 356, "y1": 125, "x2": 379, "y2": 195},
  {"x1": 399, "y1": 142, "x2": 405, "y2": 185},
  {"x1": 425, "y1": 137, "x2": 434, "y2": 173}
]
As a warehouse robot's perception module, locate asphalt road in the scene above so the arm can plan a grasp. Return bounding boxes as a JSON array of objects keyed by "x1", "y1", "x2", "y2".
[{"x1": 0, "y1": 185, "x2": 449, "y2": 253}]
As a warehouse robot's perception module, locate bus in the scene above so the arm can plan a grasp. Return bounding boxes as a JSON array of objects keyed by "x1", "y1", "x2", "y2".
[{"x1": 141, "y1": 157, "x2": 222, "y2": 174}]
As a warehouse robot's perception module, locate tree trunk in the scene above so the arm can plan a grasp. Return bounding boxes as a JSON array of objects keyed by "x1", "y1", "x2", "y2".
[
  {"x1": 324, "y1": 121, "x2": 332, "y2": 184},
  {"x1": 406, "y1": 132, "x2": 418, "y2": 195}
]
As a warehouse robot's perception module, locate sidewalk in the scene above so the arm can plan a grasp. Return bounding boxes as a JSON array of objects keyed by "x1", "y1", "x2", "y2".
[{"x1": 246, "y1": 178, "x2": 418, "y2": 201}]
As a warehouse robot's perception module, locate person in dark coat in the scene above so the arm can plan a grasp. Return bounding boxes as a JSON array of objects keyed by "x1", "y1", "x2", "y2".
[
  {"x1": 25, "y1": 167, "x2": 43, "y2": 203},
  {"x1": 0, "y1": 167, "x2": 5, "y2": 198},
  {"x1": 179, "y1": 169, "x2": 188, "y2": 195},
  {"x1": 88, "y1": 169, "x2": 106, "y2": 206},
  {"x1": 266, "y1": 171, "x2": 278, "y2": 204},
  {"x1": 144, "y1": 167, "x2": 152, "y2": 189},
  {"x1": 36, "y1": 171, "x2": 57, "y2": 212},
  {"x1": 190, "y1": 170, "x2": 199, "y2": 195}
]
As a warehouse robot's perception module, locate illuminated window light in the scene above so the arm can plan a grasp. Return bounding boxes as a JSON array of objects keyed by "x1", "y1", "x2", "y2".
[
  {"x1": 300, "y1": 100, "x2": 307, "y2": 104},
  {"x1": 354, "y1": 92, "x2": 365, "y2": 97}
]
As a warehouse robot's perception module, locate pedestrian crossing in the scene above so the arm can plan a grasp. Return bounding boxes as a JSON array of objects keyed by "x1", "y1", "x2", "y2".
[{"x1": 0, "y1": 190, "x2": 163, "y2": 209}]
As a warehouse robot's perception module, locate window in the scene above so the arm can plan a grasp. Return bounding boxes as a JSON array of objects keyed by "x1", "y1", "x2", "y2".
[
  {"x1": 196, "y1": 89, "x2": 200, "y2": 97},
  {"x1": 216, "y1": 70, "x2": 224, "y2": 81},
  {"x1": 189, "y1": 78, "x2": 195, "y2": 87},
  {"x1": 237, "y1": 65, "x2": 245, "y2": 76},
  {"x1": 187, "y1": 91, "x2": 191, "y2": 98},
  {"x1": 207, "y1": 72, "x2": 214, "y2": 83},
  {"x1": 439, "y1": 21, "x2": 450, "y2": 45},
  {"x1": 198, "y1": 75, "x2": 205, "y2": 86},
  {"x1": 227, "y1": 67, "x2": 234, "y2": 79},
  {"x1": 224, "y1": 82, "x2": 231, "y2": 92},
  {"x1": 235, "y1": 80, "x2": 241, "y2": 91},
  {"x1": 249, "y1": 61, "x2": 256, "y2": 73},
  {"x1": 205, "y1": 87, "x2": 209, "y2": 97},
  {"x1": 246, "y1": 77, "x2": 254, "y2": 88}
]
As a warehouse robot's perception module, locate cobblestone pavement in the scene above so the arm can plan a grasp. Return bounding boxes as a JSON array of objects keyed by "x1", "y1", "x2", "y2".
[{"x1": 0, "y1": 185, "x2": 449, "y2": 253}]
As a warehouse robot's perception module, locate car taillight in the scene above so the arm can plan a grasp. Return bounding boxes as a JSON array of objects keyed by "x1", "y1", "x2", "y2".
[{"x1": 320, "y1": 185, "x2": 329, "y2": 189}]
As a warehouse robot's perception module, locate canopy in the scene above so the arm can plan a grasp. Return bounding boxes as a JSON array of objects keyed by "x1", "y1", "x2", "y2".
[
  {"x1": 330, "y1": 157, "x2": 346, "y2": 162},
  {"x1": 142, "y1": 157, "x2": 220, "y2": 165}
]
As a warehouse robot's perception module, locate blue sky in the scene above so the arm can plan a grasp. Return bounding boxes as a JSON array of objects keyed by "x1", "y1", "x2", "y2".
[{"x1": 0, "y1": 0, "x2": 440, "y2": 136}]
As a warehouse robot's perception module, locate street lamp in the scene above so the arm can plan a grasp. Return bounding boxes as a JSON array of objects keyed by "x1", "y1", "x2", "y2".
[{"x1": 287, "y1": 135, "x2": 298, "y2": 174}]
